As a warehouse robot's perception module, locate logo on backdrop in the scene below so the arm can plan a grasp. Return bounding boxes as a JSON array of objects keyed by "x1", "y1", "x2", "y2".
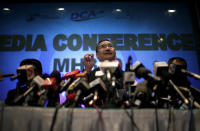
[
  {"x1": 26, "y1": 13, "x2": 60, "y2": 22},
  {"x1": 70, "y1": 10, "x2": 104, "y2": 21}
]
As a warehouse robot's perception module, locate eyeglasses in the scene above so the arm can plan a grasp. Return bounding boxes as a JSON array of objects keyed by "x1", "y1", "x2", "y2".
[{"x1": 98, "y1": 44, "x2": 114, "y2": 49}]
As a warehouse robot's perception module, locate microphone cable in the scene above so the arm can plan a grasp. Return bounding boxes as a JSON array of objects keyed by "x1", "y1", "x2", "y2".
[
  {"x1": 49, "y1": 102, "x2": 75, "y2": 131},
  {"x1": 154, "y1": 97, "x2": 160, "y2": 131},
  {"x1": 174, "y1": 85, "x2": 195, "y2": 131},
  {"x1": 187, "y1": 89, "x2": 194, "y2": 131},
  {"x1": 49, "y1": 104, "x2": 62, "y2": 131},
  {"x1": 123, "y1": 108, "x2": 140, "y2": 131},
  {"x1": 167, "y1": 104, "x2": 175, "y2": 131},
  {"x1": 49, "y1": 93, "x2": 76, "y2": 131},
  {"x1": 66, "y1": 107, "x2": 74, "y2": 131},
  {"x1": 153, "y1": 85, "x2": 160, "y2": 131},
  {"x1": 0, "y1": 101, "x2": 5, "y2": 131},
  {"x1": 93, "y1": 104, "x2": 105, "y2": 131}
]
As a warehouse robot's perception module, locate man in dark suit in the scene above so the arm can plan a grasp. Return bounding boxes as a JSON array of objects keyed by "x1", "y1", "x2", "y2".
[
  {"x1": 83, "y1": 39, "x2": 123, "y2": 82},
  {"x1": 5, "y1": 59, "x2": 43, "y2": 106},
  {"x1": 167, "y1": 57, "x2": 200, "y2": 108},
  {"x1": 82, "y1": 39, "x2": 124, "y2": 107}
]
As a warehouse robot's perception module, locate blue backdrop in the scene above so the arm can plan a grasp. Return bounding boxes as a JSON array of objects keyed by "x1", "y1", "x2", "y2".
[{"x1": 0, "y1": 2, "x2": 199, "y2": 101}]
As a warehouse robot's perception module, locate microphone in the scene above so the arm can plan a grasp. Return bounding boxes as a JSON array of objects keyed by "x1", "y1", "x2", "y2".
[
  {"x1": 124, "y1": 56, "x2": 135, "y2": 97},
  {"x1": 38, "y1": 70, "x2": 62, "y2": 107},
  {"x1": 168, "y1": 63, "x2": 200, "y2": 80},
  {"x1": 10, "y1": 65, "x2": 36, "y2": 84},
  {"x1": 38, "y1": 77, "x2": 57, "y2": 95},
  {"x1": 89, "y1": 78, "x2": 107, "y2": 92},
  {"x1": 63, "y1": 69, "x2": 80, "y2": 80},
  {"x1": 123, "y1": 72, "x2": 136, "y2": 86},
  {"x1": 49, "y1": 70, "x2": 61, "y2": 93},
  {"x1": 59, "y1": 93, "x2": 76, "y2": 107},
  {"x1": 50, "y1": 70, "x2": 62, "y2": 84},
  {"x1": 67, "y1": 77, "x2": 89, "y2": 93},
  {"x1": 89, "y1": 78, "x2": 107, "y2": 104},
  {"x1": 38, "y1": 70, "x2": 60, "y2": 96},
  {"x1": 59, "y1": 69, "x2": 80, "y2": 93},
  {"x1": 130, "y1": 61, "x2": 163, "y2": 108},
  {"x1": 123, "y1": 72, "x2": 136, "y2": 100},
  {"x1": 0, "y1": 73, "x2": 14, "y2": 81},
  {"x1": 110, "y1": 59, "x2": 122, "y2": 67},
  {"x1": 168, "y1": 79, "x2": 189, "y2": 105},
  {"x1": 37, "y1": 77, "x2": 60, "y2": 107},
  {"x1": 153, "y1": 62, "x2": 192, "y2": 107},
  {"x1": 14, "y1": 75, "x2": 44, "y2": 104},
  {"x1": 153, "y1": 61, "x2": 171, "y2": 89},
  {"x1": 130, "y1": 61, "x2": 161, "y2": 83},
  {"x1": 133, "y1": 81, "x2": 152, "y2": 108},
  {"x1": 74, "y1": 71, "x2": 88, "y2": 79},
  {"x1": 168, "y1": 63, "x2": 193, "y2": 87},
  {"x1": 98, "y1": 60, "x2": 123, "y2": 80},
  {"x1": 82, "y1": 93, "x2": 94, "y2": 104},
  {"x1": 125, "y1": 56, "x2": 132, "y2": 71},
  {"x1": 66, "y1": 77, "x2": 90, "y2": 107},
  {"x1": 42, "y1": 73, "x2": 50, "y2": 79},
  {"x1": 180, "y1": 69, "x2": 200, "y2": 80},
  {"x1": 153, "y1": 61, "x2": 191, "y2": 105},
  {"x1": 99, "y1": 60, "x2": 123, "y2": 105},
  {"x1": 99, "y1": 60, "x2": 120, "y2": 80},
  {"x1": 67, "y1": 93, "x2": 76, "y2": 102},
  {"x1": 99, "y1": 60, "x2": 120, "y2": 72},
  {"x1": 153, "y1": 61, "x2": 169, "y2": 78}
]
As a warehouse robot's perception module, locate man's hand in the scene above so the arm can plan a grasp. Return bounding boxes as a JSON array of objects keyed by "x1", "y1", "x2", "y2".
[{"x1": 83, "y1": 53, "x2": 94, "y2": 72}]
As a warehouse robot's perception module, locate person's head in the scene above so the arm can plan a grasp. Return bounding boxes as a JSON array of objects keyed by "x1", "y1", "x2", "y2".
[
  {"x1": 167, "y1": 57, "x2": 191, "y2": 86},
  {"x1": 20, "y1": 58, "x2": 43, "y2": 76},
  {"x1": 168, "y1": 57, "x2": 187, "y2": 69},
  {"x1": 96, "y1": 39, "x2": 116, "y2": 61}
]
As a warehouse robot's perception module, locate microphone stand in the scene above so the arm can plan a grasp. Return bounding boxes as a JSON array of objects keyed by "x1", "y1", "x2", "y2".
[
  {"x1": 169, "y1": 79, "x2": 189, "y2": 105},
  {"x1": 14, "y1": 85, "x2": 35, "y2": 104},
  {"x1": 181, "y1": 69, "x2": 200, "y2": 80}
]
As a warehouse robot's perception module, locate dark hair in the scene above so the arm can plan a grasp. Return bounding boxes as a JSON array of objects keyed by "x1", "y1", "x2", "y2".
[
  {"x1": 96, "y1": 39, "x2": 111, "y2": 53},
  {"x1": 168, "y1": 57, "x2": 187, "y2": 69},
  {"x1": 20, "y1": 58, "x2": 43, "y2": 75}
]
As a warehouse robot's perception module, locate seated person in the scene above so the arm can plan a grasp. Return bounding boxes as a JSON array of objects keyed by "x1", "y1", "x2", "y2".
[
  {"x1": 168, "y1": 57, "x2": 200, "y2": 108},
  {"x1": 5, "y1": 59, "x2": 60, "y2": 107},
  {"x1": 5, "y1": 58, "x2": 43, "y2": 106}
]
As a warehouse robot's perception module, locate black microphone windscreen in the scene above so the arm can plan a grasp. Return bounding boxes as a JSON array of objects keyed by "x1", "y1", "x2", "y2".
[
  {"x1": 50, "y1": 70, "x2": 61, "y2": 83},
  {"x1": 134, "y1": 80, "x2": 152, "y2": 107},
  {"x1": 136, "y1": 67, "x2": 151, "y2": 78},
  {"x1": 135, "y1": 81, "x2": 150, "y2": 95},
  {"x1": 42, "y1": 73, "x2": 50, "y2": 79}
]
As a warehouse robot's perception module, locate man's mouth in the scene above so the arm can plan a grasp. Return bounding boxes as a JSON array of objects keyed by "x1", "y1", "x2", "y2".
[{"x1": 104, "y1": 52, "x2": 112, "y2": 55}]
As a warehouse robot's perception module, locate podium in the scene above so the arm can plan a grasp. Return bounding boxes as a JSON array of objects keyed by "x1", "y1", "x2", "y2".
[{"x1": 0, "y1": 105, "x2": 200, "y2": 131}]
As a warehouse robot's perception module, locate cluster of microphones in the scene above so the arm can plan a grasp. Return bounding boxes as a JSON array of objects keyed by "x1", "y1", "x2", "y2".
[{"x1": 2, "y1": 57, "x2": 200, "y2": 109}]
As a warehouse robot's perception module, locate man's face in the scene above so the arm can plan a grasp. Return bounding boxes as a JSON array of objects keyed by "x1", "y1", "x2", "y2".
[{"x1": 96, "y1": 40, "x2": 116, "y2": 61}]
